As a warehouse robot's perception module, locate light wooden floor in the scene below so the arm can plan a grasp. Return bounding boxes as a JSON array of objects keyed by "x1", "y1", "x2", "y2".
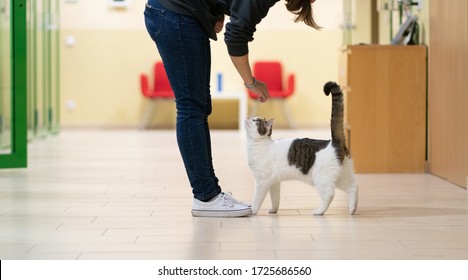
[{"x1": 1, "y1": 129, "x2": 467, "y2": 260}]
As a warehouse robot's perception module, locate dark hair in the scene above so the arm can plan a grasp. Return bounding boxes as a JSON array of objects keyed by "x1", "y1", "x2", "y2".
[{"x1": 285, "y1": 0, "x2": 321, "y2": 30}]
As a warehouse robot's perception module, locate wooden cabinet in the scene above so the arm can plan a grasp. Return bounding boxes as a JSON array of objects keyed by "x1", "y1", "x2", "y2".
[{"x1": 339, "y1": 45, "x2": 427, "y2": 173}]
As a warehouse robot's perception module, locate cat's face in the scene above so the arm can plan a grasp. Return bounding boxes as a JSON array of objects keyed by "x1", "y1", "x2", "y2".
[{"x1": 244, "y1": 117, "x2": 274, "y2": 138}]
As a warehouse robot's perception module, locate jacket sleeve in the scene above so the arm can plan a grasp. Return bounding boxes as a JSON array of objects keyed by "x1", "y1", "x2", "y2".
[{"x1": 224, "y1": 0, "x2": 277, "y2": 56}]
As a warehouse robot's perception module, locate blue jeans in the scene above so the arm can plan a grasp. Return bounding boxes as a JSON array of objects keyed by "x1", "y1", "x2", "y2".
[{"x1": 144, "y1": 0, "x2": 221, "y2": 201}]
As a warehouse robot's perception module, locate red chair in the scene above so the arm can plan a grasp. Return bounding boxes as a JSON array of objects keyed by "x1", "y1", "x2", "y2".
[
  {"x1": 248, "y1": 61, "x2": 296, "y2": 128},
  {"x1": 139, "y1": 61, "x2": 175, "y2": 129}
]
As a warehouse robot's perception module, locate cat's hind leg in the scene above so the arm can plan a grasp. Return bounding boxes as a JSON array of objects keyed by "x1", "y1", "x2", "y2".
[
  {"x1": 338, "y1": 159, "x2": 358, "y2": 215},
  {"x1": 312, "y1": 171, "x2": 337, "y2": 215},
  {"x1": 348, "y1": 183, "x2": 358, "y2": 215},
  {"x1": 251, "y1": 181, "x2": 271, "y2": 215},
  {"x1": 269, "y1": 183, "x2": 281, "y2": 214},
  {"x1": 313, "y1": 186, "x2": 335, "y2": 215}
]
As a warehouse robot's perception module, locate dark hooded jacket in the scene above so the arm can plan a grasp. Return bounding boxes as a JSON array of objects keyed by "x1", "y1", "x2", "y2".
[{"x1": 155, "y1": 0, "x2": 280, "y2": 56}]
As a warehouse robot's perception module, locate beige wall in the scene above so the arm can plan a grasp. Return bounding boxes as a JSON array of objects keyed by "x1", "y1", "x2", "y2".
[
  {"x1": 60, "y1": 0, "x2": 344, "y2": 129},
  {"x1": 350, "y1": 0, "x2": 373, "y2": 44}
]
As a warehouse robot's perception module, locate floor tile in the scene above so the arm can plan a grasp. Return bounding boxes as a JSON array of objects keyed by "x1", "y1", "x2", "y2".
[{"x1": 0, "y1": 129, "x2": 467, "y2": 260}]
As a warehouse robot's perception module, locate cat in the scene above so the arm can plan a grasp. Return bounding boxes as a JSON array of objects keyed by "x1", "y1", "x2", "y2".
[{"x1": 244, "y1": 81, "x2": 358, "y2": 215}]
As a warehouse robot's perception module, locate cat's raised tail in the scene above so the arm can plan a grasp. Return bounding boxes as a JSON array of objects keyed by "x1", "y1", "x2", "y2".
[{"x1": 323, "y1": 82, "x2": 347, "y2": 151}]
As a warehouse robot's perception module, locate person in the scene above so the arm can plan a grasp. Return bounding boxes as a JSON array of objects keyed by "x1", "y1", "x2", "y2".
[{"x1": 144, "y1": 0, "x2": 320, "y2": 217}]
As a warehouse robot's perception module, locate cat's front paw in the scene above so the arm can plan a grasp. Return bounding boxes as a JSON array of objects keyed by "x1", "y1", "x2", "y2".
[
  {"x1": 313, "y1": 209, "x2": 326, "y2": 215},
  {"x1": 251, "y1": 206, "x2": 260, "y2": 215},
  {"x1": 268, "y1": 208, "x2": 278, "y2": 214}
]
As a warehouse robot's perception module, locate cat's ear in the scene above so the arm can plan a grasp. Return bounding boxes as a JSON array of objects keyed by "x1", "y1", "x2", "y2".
[
  {"x1": 266, "y1": 119, "x2": 274, "y2": 136},
  {"x1": 266, "y1": 118, "x2": 275, "y2": 127}
]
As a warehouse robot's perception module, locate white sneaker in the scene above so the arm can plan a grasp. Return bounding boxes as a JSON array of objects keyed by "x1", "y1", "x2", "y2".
[
  {"x1": 223, "y1": 192, "x2": 251, "y2": 207},
  {"x1": 192, "y1": 192, "x2": 252, "y2": 217}
]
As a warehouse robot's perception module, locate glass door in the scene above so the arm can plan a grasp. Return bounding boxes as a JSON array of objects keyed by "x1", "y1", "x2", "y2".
[
  {"x1": 0, "y1": 0, "x2": 27, "y2": 168},
  {"x1": 34, "y1": 0, "x2": 47, "y2": 137},
  {"x1": 47, "y1": 0, "x2": 60, "y2": 133},
  {"x1": 343, "y1": 0, "x2": 380, "y2": 46},
  {"x1": 26, "y1": 0, "x2": 35, "y2": 139},
  {"x1": 26, "y1": 0, "x2": 59, "y2": 139},
  {"x1": 342, "y1": 0, "x2": 354, "y2": 46},
  {"x1": 1, "y1": 0, "x2": 59, "y2": 169},
  {"x1": 0, "y1": 0, "x2": 12, "y2": 154}
]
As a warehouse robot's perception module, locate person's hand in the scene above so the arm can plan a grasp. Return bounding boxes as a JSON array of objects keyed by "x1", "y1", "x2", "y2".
[
  {"x1": 247, "y1": 79, "x2": 270, "y2": 103},
  {"x1": 215, "y1": 16, "x2": 225, "y2": 33}
]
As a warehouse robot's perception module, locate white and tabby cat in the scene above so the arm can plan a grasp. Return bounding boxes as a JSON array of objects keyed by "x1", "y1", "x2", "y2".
[{"x1": 245, "y1": 81, "x2": 358, "y2": 215}]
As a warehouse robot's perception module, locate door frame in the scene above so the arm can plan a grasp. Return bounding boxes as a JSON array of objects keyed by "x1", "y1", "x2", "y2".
[{"x1": 0, "y1": 0, "x2": 27, "y2": 168}]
